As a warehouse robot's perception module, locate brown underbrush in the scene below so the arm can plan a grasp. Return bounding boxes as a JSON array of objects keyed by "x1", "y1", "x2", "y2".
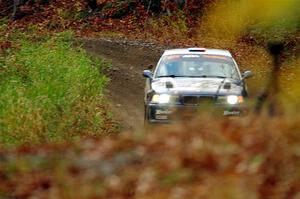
[{"x1": 1, "y1": 113, "x2": 300, "y2": 198}]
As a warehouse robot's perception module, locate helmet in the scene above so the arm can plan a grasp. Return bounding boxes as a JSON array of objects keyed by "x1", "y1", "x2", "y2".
[{"x1": 166, "y1": 62, "x2": 180, "y2": 75}]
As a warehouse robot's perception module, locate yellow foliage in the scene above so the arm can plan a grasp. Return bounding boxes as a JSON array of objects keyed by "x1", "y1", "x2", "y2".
[
  {"x1": 202, "y1": 0, "x2": 299, "y2": 42},
  {"x1": 281, "y1": 58, "x2": 300, "y2": 112}
]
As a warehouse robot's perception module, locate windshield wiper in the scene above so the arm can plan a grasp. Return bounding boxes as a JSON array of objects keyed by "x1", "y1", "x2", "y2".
[
  {"x1": 157, "y1": 75, "x2": 186, "y2": 78},
  {"x1": 186, "y1": 75, "x2": 227, "y2": 78},
  {"x1": 215, "y1": 77, "x2": 227, "y2": 98},
  {"x1": 157, "y1": 75, "x2": 227, "y2": 78}
]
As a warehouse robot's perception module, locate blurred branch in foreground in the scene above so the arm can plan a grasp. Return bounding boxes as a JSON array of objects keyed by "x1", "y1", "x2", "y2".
[{"x1": 255, "y1": 42, "x2": 284, "y2": 116}]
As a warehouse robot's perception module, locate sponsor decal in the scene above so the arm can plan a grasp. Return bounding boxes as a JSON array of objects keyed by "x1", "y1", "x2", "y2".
[
  {"x1": 203, "y1": 55, "x2": 231, "y2": 60},
  {"x1": 156, "y1": 109, "x2": 173, "y2": 115},
  {"x1": 182, "y1": 55, "x2": 200, "y2": 58},
  {"x1": 223, "y1": 110, "x2": 241, "y2": 116},
  {"x1": 155, "y1": 115, "x2": 168, "y2": 120},
  {"x1": 166, "y1": 55, "x2": 181, "y2": 60}
]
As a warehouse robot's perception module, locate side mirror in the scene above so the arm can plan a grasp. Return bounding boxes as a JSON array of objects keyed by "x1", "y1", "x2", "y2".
[
  {"x1": 242, "y1": 70, "x2": 253, "y2": 80},
  {"x1": 143, "y1": 70, "x2": 153, "y2": 79}
]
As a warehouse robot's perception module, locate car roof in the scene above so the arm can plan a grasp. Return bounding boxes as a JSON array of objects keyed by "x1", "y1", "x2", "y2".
[{"x1": 162, "y1": 48, "x2": 232, "y2": 57}]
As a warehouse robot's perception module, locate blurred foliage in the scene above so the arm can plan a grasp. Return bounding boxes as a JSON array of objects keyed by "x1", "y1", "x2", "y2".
[
  {"x1": 202, "y1": 0, "x2": 300, "y2": 43},
  {"x1": 280, "y1": 58, "x2": 300, "y2": 113},
  {"x1": 1, "y1": 115, "x2": 300, "y2": 198}
]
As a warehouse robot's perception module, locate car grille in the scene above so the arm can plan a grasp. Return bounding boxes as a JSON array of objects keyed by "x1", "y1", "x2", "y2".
[{"x1": 183, "y1": 96, "x2": 215, "y2": 106}]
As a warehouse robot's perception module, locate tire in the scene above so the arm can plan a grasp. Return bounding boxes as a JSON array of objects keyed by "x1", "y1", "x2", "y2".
[{"x1": 144, "y1": 105, "x2": 150, "y2": 127}]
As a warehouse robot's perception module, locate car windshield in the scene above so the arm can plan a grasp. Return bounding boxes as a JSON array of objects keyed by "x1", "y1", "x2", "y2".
[{"x1": 155, "y1": 54, "x2": 240, "y2": 80}]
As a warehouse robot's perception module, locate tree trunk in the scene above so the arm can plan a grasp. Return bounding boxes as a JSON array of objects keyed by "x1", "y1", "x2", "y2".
[
  {"x1": 88, "y1": 0, "x2": 98, "y2": 11},
  {"x1": 12, "y1": 0, "x2": 20, "y2": 19},
  {"x1": 255, "y1": 42, "x2": 284, "y2": 116}
]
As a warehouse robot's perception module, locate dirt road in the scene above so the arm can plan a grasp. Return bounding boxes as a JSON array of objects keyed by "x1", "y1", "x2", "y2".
[{"x1": 81, "y1": 38, "x2": 164, "y2": 131}]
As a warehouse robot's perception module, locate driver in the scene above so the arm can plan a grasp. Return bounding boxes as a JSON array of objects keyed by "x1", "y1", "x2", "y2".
[{"x1": 166, "y1": 61, "x2": 181, "y2": 76}]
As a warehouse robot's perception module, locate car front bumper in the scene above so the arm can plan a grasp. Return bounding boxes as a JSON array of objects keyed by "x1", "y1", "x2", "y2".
[{"x1": 146, "y1": 103, "x2": 246, "y2": 123}]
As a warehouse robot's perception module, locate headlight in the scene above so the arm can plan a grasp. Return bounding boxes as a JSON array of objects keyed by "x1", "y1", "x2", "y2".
[
  {"x1": 218, "y1": 95, "x2": 244, "y2": 105},
  {"x1": 227, "y1": 95, "x2": 239, "y2": 104},
  {"x1": 151, "y1": 94, "x2": 178, "y2": 104}
]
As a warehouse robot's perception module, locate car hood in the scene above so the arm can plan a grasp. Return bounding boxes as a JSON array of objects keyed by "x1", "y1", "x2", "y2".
[{"x1": 151, "y1": 77, "x2": 243, "y2": 96}]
